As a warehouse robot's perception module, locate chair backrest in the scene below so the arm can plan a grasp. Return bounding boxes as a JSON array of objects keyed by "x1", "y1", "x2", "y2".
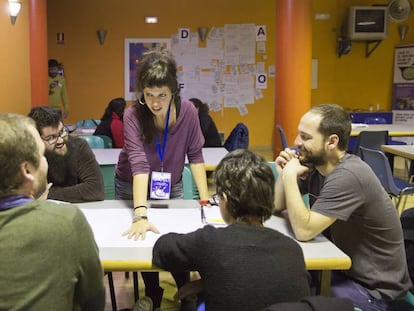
[
  {"x1": 359, "y1": 146, "x2": 400, "y2": 196},
  {"x1": 276, "y1": 125, "x2": 288, "y2": 150},
  {"x1": 78, "y1": 135, "x2": 105, "y2": 149},
  {"x1": 76, "y1": 119, "x2": 99, "y2": 128},
  {"x1": 353, "y1": 130, "x2": 389, "y2": 157},
  {"x1": 267, "y1": 161, "x2": 278, "y2": 180},
  {"x1": 223, "y1": 123, "x2": 249, "y2": 152},
  {"x1": 401, "y1": 208, "x2": 414, "y2": 290},
  {"x1": 182, "y1": 166, "x2": 200, "y2": 200},
  {"x1": 100, "y1": 164, "x2": 115, "y2": 199},
  {"x1": 95, "y1": 135, "x2": 113, "y2": 148}
]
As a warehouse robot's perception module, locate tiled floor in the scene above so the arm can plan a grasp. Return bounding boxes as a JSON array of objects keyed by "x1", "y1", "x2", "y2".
[{"x1": 103, "y1": 149, "x2": 414, "y2": 311}]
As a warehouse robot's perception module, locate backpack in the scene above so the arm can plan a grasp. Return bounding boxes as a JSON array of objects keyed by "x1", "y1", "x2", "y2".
[
  {"x1": 223, "y1": 123, "x2": 249, "y2": 152},
  {"x1": 401, "y1": 207, "x2": 414, "y2": 288}
]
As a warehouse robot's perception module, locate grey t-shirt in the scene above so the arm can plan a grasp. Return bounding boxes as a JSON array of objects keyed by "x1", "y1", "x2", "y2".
[{"x1": 300, "y1": 153, "x2": 411, "y2": 299}]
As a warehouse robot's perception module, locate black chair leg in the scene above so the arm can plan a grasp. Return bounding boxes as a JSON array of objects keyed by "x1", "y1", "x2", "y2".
[
  {"x1": 107, "y1": 272, "x2": 117, "y2": 311},
  {"x1": 133, "y1": 272, "x2": 139, "y2": 302}
]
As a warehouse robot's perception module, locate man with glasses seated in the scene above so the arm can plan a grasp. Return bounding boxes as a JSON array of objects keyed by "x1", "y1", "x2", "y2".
[{"x1": 28, "y1": 106, "x2": 104, "y2": 203}]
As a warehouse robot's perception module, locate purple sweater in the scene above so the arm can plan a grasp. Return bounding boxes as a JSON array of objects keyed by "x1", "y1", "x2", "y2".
[{"x1": 116, "y1": 99, "x2": 205, "y2": 186}]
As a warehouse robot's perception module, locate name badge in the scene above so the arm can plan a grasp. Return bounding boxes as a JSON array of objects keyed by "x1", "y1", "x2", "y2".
[{"x1": 150, "y1": 171, "x2": 171, "y2": 200}]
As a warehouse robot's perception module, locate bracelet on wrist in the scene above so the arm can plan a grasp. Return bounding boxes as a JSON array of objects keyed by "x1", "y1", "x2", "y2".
[
  {"x1": 134, "y1": 205, "x2": 147, "y2": 210},
  {"x1": 132, "y1": 215, "x2": 148, "y2": 223}
]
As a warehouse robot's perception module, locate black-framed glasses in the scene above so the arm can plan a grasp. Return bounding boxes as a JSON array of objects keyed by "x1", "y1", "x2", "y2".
[
  {"x1": 209, "y1": 194, "x2": 219, "y2": 206},
  {"x1": 41, "y1": 126, "x2": 68, "y2": 145}
]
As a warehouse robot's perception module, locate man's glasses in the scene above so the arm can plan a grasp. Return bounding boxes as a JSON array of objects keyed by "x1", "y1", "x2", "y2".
[
  {"x1": 42, "y1": 127, "x2": 68, "y2": 145},
  {"x1": 210, "y1": 194, "x2": 219, "y2": 206}
]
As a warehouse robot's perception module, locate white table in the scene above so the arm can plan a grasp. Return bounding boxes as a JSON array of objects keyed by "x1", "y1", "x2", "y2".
[
  {"x1": 186, "y1": 147, "x2": 228, "y2": 170},
  {"x1": 351, "y1": 124, "x2": 414, "y2": 137},
  {"x1": 92, "y1": 147, "x2": 228, "y2": 170},
  {"x1": 381, "y1": 144, "x2": 414, "y2": 161},
  {"x1": 381, "y1": 144, "x2": 414, "y2": 178},
  {"x1": 77, "y1": 200, "x2": 351, "y2": 294},
  {"x1": 92, "y1": 148, "x2": 122, "y2": 165},
  {"x1": 70, "y1": 127, "x2": 96, "y2": 135}
]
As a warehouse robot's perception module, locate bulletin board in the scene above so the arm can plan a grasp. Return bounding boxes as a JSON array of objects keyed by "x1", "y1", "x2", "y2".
[
  {"x1": 123, "y1": 24, "x2": 270, "y2": 116},
  {"x1": 171, "y1": 23, "x2": 269, "y2": 116}
]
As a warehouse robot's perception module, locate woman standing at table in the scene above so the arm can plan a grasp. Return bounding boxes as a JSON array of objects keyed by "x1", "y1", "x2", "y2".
[{"x1": 115, "y1": 49, "x2": 210, "y2": 310}]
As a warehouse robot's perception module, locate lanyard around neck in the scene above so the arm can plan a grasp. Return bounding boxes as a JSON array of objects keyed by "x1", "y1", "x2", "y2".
[
  {"x1": 155, "y1": 100, "x2": 172, "y2": 172},
  {"x1": 0, "y1": 195, "x2": 33, "y2": 211}
]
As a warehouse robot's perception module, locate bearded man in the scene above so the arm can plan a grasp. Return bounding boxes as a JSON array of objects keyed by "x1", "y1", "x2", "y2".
[
  {"x1": 274, "y1": 104, "x2": 412, "y2": 311},
  {"x1": 29, "y1": 106, "x2": 103, "y2": 203}
]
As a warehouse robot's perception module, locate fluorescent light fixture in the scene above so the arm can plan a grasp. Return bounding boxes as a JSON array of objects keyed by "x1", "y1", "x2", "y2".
[
  {"x1": 9, "y1": 1, "x2": 21, "y2": 25},
  {"x1": 145, "y1": 17, "x2": 158, "y2": 24}
]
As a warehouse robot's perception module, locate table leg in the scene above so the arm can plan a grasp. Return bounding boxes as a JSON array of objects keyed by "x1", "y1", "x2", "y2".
[
  {"x1": 133, "y1": 272, "x2": 139, "y2": 301},
  {"x1": 319, "y1": 270, "x2": 331, "y2": 296}
]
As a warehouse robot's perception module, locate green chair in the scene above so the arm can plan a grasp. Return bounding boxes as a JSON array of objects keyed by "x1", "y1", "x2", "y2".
[
  {"x1": 76, "y1": 119, "x2": 99, "y2": 128},
  {"x1": 78, "y1": 135, "x2": 105, "y2": 149},
  {"x1": 182, "y1": 165, "x2": 200, "y2": 200},
  {"x1": 267, "y1": 161, "x2": 278, "y2": 180},
  {"x1": 404, "y1": 291, "x2": 414, "y2": 308},
  {"x1": 100, "y1": 164, "x2": 115, "y2": 199},
  {"x1": 95, "y1": 135, "x2": 113, "y2": 148}
]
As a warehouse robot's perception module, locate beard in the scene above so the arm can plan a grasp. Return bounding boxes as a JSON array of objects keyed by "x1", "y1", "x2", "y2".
[
  {"x1": 33, "y1": 174, "x2": 48, "y2": 199},
  {"x1": 298, "y1": 147, "x2": 326, "y2": 167},
  {"x1": 45, "y1": 139, "x2": 78, "y2": 187}
]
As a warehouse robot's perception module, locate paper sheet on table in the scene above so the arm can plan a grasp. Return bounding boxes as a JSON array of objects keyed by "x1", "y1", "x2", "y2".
[
  {"x1": 203, "y1": 206, "x2": 226, "y2": 226},
  {"x1": 80, "y1": 208, "x2": 203, "y2": 246}
]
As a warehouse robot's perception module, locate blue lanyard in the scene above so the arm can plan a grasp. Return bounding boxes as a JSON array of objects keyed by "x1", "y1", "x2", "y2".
[
  {"x1": 155, "y1": 101, "x2": 172, "y2": 172},
  {"x1": 0, "y1": 195, "x2": 33, "y2": 211}
]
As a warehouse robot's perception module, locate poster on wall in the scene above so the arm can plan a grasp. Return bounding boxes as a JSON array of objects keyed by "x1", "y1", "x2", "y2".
[
  {"x1": 124, "y1": 38, "x2": 171, "y2": 101},
  {"x1": 392, "y1": 44, "x2": 414, "y2": 125}
]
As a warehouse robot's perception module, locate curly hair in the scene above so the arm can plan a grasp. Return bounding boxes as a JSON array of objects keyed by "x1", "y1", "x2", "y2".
[
  {"x1": 28, "y1": 106, "x2": 62, "y2": 134},
  {"x1": 0, "y1": 114, "x2": 39, "y2": 196},
  {"x1": 214, "y1": 149, "x2": 275, "y2": 223}
]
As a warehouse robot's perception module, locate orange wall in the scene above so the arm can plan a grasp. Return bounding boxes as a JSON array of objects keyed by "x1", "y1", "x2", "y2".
[
  {"x1": 46, "y1": 0, "x2": 414, "y2": 147},
  {"x1": 47, "y1": 0, "x2": 276, "y2": 147},
  {"x1": 312, "y1": 0, "x2": 414, "y2": 111},
  {"x1": 0, "y1": 0, "x2": 31, "y2": 114}
]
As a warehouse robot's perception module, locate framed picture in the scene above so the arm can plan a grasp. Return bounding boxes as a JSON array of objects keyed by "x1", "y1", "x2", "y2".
[{"x1": 124, "y1": 38, "x2": 171, "y2": 101}]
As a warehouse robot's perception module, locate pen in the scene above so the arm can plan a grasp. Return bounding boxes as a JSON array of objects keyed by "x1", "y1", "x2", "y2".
[
  {"x1": 199, "y1": 200, "x2": 207, "y2": 224},
  {"x1": 201, "y1": 205, "x2": 207, "y2": 224}
]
